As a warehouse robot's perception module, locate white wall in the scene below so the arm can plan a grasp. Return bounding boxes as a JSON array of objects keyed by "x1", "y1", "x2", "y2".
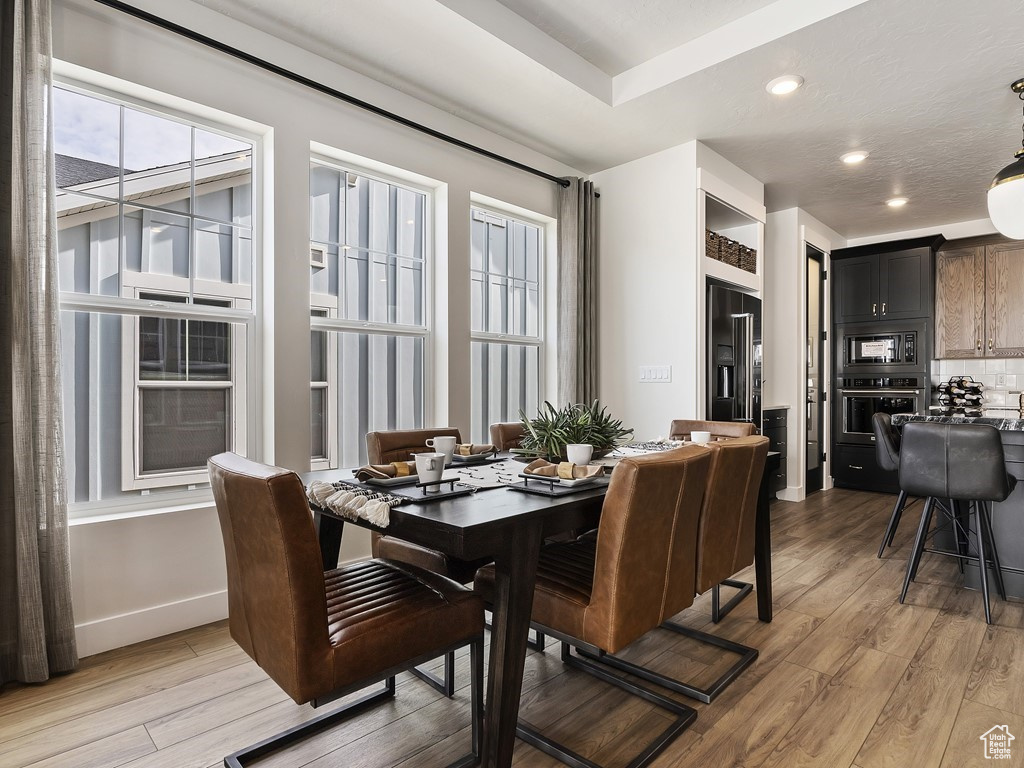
[
  {"x1": 764, "y1": 207, "x2": 845, "y2": 501},
  {"x1": 591, "y1": 143, "x2": 698, "y2": 440},
  {"x1": 54, "y1": 0, "x2": 581, "y2": 657}
]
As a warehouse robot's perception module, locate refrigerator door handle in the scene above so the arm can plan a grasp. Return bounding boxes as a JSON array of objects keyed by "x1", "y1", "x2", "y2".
[{"x1": 746, "y1": 314, "x2": 754, "y2": 421}]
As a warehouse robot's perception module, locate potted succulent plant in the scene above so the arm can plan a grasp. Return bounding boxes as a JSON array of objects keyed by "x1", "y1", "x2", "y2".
[{"x1": 513, "y1": 400, "x2": 633, "y2": 461}]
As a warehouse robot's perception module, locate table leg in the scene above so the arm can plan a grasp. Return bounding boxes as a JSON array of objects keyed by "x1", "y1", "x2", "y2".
[
  {"x1": 754, "y1": 456, "x2": 775, "y2": 622},
  {"x1": 314, "y1": 509, "x2": 344, "y2": 570},
  {"x1": 481, "y1": 520, "x2": 544, "y2": 768}
]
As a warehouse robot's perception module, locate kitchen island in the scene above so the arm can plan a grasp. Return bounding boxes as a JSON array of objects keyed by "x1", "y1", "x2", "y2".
[{"x1": 892, "y1": 410, "x2": 1024, "y2": 598}]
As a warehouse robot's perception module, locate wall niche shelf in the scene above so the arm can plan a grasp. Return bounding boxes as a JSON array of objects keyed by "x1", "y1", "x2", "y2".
[{"x1": 700, "y1": 183, "x2": 765, "y2": 295}]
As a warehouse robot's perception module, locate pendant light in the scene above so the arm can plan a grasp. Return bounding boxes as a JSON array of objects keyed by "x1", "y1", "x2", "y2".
[{"x1": 988, "y1": 78, "x2": 1024, "y2": 239}]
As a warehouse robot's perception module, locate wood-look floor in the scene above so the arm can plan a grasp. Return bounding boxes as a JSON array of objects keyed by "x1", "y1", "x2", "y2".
[{"x1": 3, "y1": 488, "x2": 1024, "y2": 768}]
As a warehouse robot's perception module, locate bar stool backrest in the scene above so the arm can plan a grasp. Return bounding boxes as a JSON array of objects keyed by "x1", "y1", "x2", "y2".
[
  {"x1": 872, "y1": 412, "x2": 901, "y2": 473},
  {"x1": 899, "y1": 422, "x2": 1012, "y2": 502}
]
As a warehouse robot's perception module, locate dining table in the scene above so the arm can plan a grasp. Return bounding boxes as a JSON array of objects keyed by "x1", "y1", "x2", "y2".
[{"x1": 303, "y1": 448, "x2": 778, "y2": 768}]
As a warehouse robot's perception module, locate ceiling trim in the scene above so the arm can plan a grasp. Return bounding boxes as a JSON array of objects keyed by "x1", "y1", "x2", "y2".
[{"x1": 613, "y1": 0, "x2": 871, "y2": 104}]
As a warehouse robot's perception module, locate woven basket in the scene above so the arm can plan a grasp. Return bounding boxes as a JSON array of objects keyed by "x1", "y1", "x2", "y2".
[
  {"x1": 738, "y1": 245, "x2": 757, "y2": 274},
  {"x1": 720, "y1": 236, "x2": 741, "y2": 268},
  {"x1": 705, "y1": 230, "x2": 720, "y2": 261}
]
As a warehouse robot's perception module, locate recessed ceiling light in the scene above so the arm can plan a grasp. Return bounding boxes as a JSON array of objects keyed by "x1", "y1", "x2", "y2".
[
  {"x1": 766, "y1": 75, "x2": 804, "y2": 95},
  {"x1": 886, "y1": 197, "x2": 909, "y2": 208},
  {"x1": 841, "y1": 151, "x2": 869, "y2": 165}
]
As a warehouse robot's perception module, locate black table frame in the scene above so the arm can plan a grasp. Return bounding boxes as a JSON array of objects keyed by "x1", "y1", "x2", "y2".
[{"x1": 305, "y1": 451, "x2": 777, "y2": 768}]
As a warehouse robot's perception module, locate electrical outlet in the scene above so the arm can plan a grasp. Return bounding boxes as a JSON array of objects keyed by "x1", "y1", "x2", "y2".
[
  {"x1": 997, "y1": 373, "x2": 1008, "y2": 387},
  {"x1": 640, "y1": 365, "x2": 672, "y2": 383}
]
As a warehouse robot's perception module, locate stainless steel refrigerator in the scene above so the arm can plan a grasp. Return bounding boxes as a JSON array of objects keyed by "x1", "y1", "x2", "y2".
[{"x1": 707, "y1": 283, "x2": 762, "y2": 427}]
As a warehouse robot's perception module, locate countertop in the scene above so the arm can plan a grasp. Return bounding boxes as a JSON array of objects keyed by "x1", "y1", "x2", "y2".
[{"x1": 891, "y1": 409, "x2": 1024, "y2": 431}]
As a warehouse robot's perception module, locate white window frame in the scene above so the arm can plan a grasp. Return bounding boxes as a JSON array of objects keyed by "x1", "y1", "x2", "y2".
[
  {"x1": 469, "y1": 203, "x2": 546, "y2": 437},
  {"x1": 309, "y1": 308, "x2": 337, "y2": 472},
  {"x1": 309, "y1": 154, "x2": 434, "y2": 469},
  {"x1": 53, "y1": 70, "x2": 264, "y2": 515},
  {"x1": 120, "y1": 288, "x2": 249, "y2": 490}
]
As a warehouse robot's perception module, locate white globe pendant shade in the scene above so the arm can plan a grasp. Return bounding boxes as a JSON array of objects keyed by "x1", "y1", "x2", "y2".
[{"x1": 988, "y1": 151, "x2": 1024, "y2": 240}]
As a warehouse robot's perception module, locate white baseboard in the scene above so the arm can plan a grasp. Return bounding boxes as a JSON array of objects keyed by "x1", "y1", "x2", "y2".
[
  {"x1": 777, "y1": 486, "x2": 804, "y2": 502},
  {"x1": 75, "y1": 590, "x2": 228, "y2": 658}
]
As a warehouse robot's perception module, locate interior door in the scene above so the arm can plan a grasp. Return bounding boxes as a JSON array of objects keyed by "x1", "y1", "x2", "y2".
[{"x1": 806, "y1": 246, "x2": 825, "y2": 493}]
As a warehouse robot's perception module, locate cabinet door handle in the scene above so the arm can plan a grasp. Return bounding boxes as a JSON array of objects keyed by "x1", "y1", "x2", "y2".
[
  {"x1": 882, "y1": 302, "x2": 886, "y2": 315},
  {"x1": 977, "y1": 338, "x2": 982, "y2": 351},
  {"x1": 873, "y1": 303, "x2": 877, "y2": 316},
  {"x1": 849, "y1": 465, "x2": 864, "y2": 470},
  {"x1": 989, "y1": 338, "x2": 994, "y2": 352}
]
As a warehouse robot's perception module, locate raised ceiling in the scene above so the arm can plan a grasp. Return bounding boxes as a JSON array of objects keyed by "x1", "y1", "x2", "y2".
[{"x1": 191, "y1": 0, "x2": 1024, "y2": 238}]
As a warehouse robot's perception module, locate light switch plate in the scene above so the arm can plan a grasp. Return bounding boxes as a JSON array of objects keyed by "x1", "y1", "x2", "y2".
[{"x1": 640, "y1": 365, "x2": 672, "y2": 383}]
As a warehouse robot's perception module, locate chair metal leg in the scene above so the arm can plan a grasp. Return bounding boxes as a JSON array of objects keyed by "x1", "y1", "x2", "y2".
[
  {"x1": 514, "y1": 639, "x2": 697, "y2": 768},
  {"x1": 711, "y1": 578, "x2": 754, "y2": 623},
  {"x1": 224, "y1": 678, "x2": 397, "y2": 767},
  {"x1": 978, "y1": 501, "x2": 1007, "y2": 602},
  {"x1": 901, "y1": 497, "x2": 934, "y2": 604},
  {"x1": 878, "y1": 490, "x2": 909, "y2": 558},
  {"x1": 974, "y1": 501, "x2": 994, "y2": 625},
  {"x1": 578, "y1": 620, "x2": 758, "y2": 705},
  {"x1": 411, "y1": 650, "x2": 456, "y2": 697}
]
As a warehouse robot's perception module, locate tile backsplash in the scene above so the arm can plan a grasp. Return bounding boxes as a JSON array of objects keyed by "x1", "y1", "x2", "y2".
[{"x1": 932, "y1": 358, "x2": 1024, "y2": 407}]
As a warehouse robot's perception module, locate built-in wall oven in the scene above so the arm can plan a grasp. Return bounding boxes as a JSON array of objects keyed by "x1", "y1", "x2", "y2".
[
  {"x1": 837, "y1": 375, "x2": 927, "y2": 446},
  {"x1": 837, "y1": 321, "x2": 926, "y2": 376}
]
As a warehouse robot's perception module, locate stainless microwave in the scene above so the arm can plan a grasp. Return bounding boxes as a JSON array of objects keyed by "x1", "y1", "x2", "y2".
[{"x1": 838, "y1": 323, "x2": 925, "y2": 373}]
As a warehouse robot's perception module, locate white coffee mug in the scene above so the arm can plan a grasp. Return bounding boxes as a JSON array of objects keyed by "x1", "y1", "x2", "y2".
[
  {"x1": 414, "y1": 452, "x2": 445, "y2": 491},
  {"x1": 425, "y1": 435, "x2": 457, "y2": 464},
  {"x1": 565, "y1": 443, "x2": 594, "y2": 465},
  {"x1": 691, "y1": 431, "x2": 712, "y2": 445}
]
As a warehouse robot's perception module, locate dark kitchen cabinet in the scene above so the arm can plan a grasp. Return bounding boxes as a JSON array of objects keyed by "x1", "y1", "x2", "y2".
[
  {"x1": 832, "y1": 237, "x2": 943, "y2": 324},
  {"x1": 761, "y1": 407, "x2": 788, "y2": 495}
]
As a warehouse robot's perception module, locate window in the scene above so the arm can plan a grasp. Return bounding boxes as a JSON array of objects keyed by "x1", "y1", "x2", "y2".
[
  {"x1": 470, "y1": 207, "x2": 543, "y2": 442},
  {"x1": 54, "y1": 84, "x2": 256, "y2": 506},
  {"x1": 309, "y1": 159, "x2": 429, "y2": 468}
]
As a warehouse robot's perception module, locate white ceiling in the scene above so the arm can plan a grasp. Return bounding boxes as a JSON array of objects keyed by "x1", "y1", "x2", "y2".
[{"x1": 193, "y1": 0, "x2": 1024, "y2": 238}]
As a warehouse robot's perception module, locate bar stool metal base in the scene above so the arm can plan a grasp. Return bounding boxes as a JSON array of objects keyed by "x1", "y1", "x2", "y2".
[
  {"x1": 900, "y1": 497, "x2": 1006, "y2": 624},
  {"x1": 515, "y1": 631, "x2": 697, "y2": 768}
]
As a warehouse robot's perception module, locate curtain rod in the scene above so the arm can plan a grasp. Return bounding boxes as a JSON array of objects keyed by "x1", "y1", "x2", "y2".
[{"x1": 91, "y1": 0, "x2": 572, "y2": 188}]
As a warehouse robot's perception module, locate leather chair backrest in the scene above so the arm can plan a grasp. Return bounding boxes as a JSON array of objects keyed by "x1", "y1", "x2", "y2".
[
  {"x1": 208, "y1": 452, "x2": 330, "y2": 703},
  {"x1": 668, "y1": 419, "x2": 757, "y2": 441},
  {"x1": 695, "y1": 435, "x2": 770, "y2": 593},
  {"x1": 900, "y1": 422, "x2": 1012, "y2": 502},
  {"x1": 872, "y1": 412, "x2": 901, "y2": 472},
  {"x1": 586, "y1": 445, "x2": 711, "y2": 652},
  {"x1": 366, "y1": 427, "x2": 463, "y2": 464},
  {"x1": 489, "y1": 422, "x2": 526, "y2": 452}
]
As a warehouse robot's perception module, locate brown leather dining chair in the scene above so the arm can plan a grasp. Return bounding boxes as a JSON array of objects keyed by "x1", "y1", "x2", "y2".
[
  {"x1": 474, "y1": 445, "x2": 712, "y2": 768},
  {"x1": 589, "y1": 435, "x2": 769, "y2": 705},
  {"x1": 668, "y1": 418, "x2": 757, "y2": 441},
  {"x1": 208, "y1": 452, "x2": 485, "y2": 768},
  {"x1": 489, "y1": 421, "x2": 526, "y2": 451}
]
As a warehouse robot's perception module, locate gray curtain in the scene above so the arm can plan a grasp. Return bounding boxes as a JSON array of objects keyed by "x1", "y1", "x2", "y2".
[
  {"x1": 556, "y1": 178, "x2": 599, "y2": 406},
  {"x1": 1, "y1": 0, "x2": 78, "y2": 684}
]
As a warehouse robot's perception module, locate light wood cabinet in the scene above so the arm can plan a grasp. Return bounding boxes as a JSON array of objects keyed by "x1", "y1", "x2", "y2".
[{"x1": 935, "y1": 242, "x2": 1024, "y2": 358}]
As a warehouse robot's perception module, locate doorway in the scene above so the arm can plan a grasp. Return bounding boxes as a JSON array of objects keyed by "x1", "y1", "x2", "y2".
[{"x1": 806, "y1": 245, "x2": 826, "y2": 493}]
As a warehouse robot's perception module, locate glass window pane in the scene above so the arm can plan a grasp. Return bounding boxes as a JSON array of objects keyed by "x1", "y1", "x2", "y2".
[
  {"x1": 395, "y1": 187, "x2": 424, "y2": 260},
  {"x1": 488, "y1": 221, "x2": 507, "y2": 275},
  {"x1": 511, "y1": 222, "x2": 527, "y2": 279},
  {"x1": 526, "y1": 227, "x2": 540, "y2": 282},
  {"x1": 57, "y1": 211, "x2": 120, "y2": 296},
  {"x1": 471, "y1": 273, "x2": 486, "y2": 333},
  {"x1": 311, "y1": 330, "x2": 327, "y2": 381},
  {"x1": 311, "y1": 387, "x2": 327, "y2": 460},
  {"x1": 188, "y1": 319, "x2": 231, "y2": 381},
  {"x1": 310, "y1": 242, "x2": 339, "y2": 298},
  {"x1": 310, "y1": 165, "x2": 342, "y2": 244},
  {"x1": 342, "y1": 248, "x2": 369, "y2": 322},
  {"x1": 124, "y1": 206, "x2": 190, "y2": 279},
  {"x1": 488, "y1": 276, "x2": 508, "y2": 333},
  {"x1": 196, "y1": 219, "x2": 250, "y2": 288},
  {"x1": 471, "y1": 216, "x2": 486, "y2": 272},
  {"x1": 139, "y1": 316, "x2": 185, "y2": 381},
  {"x1": 470, "y1": 342, "x2": 539, "y2": 443},
  {"x1": 139, "y1": 388, "x2": 229, "y2": 473},
  {"x1": 53, "y1": 88, "x2": 121, "y2": 197}
]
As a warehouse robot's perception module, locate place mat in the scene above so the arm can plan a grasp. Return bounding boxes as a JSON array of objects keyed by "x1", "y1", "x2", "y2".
[{"x1": 447, "y1": 459, "x2": 525, "y2": 489}]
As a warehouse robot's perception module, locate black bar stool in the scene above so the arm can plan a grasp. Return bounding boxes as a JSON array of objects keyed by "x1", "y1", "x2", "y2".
[
  {"x1": 873, "y1": 413, "x2": 912, "y2": 557},
  {"x1": 898, "y1": 422, "x2": 1016, "y2": 624}
]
